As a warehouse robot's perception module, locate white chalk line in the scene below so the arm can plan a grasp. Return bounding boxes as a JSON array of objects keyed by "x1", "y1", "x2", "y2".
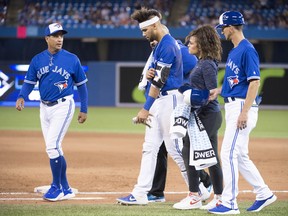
[
  {"x1": 0, "y1": 190, "x2": 287, "y2": 201},
  {"x1": 0, "y1": 197, "x2": 105, "y2": 201},
  {"x1": 1, "y1": 190, "x2": 288, "y2": 196}
]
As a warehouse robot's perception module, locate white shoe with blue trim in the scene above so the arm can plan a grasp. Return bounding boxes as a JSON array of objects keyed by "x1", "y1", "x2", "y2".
[
  {"x1": 247, "y1": 194, "x2": 277, "y2": 212},
  {"x1": 116, "y1": 194, "x2": 148, "y2": 205},
  {"x1": 61, "y1": 187, "x2": 75, "y2": 200},
  {"x1": 208, "y1": 204, "x2": 240, "y2": 214},
  {"x1": 43, "y1": 184, "x2": 64, "y2": 202}
]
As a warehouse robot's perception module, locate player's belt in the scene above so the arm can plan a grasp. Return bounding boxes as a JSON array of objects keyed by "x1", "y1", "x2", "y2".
[
  {"x1": 224, "y1": 97, "x2": 258, "y2": 106},
  {"x1": 159, "y1": 89, "x2": 178, "y2": 97},
  {"x1": 41, "y1": 98, "x2": 66, "y2": 107},
  {"x1": 224, "y1": 97, "x2": 236, "y2": 103}
]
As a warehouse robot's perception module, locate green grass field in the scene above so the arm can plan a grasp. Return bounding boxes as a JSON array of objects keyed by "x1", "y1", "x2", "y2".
[
  {"x1": 0, "y1": 201, "x2": 287, "y2": 216},
  {"x1": 0, "y1": 106, "x2": 287, "y2": 215},
  {"x1": 1, "y1": 107, "x2": 288, "y2": 138}
]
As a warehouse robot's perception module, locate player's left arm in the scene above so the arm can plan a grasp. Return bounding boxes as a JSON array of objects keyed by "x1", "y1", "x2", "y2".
[
  {"x1": 73, "y1": 57, "x2": 88, "y2": 123},
  {"x1": 237, "y1": 79, "x2": 260, "y2": 129},
  {"x1": 76, "y1": 83, "x2": 88, "y2": 123},
  {"x1": 238, "y1": 48, "x2": 260, "y2": 129}
]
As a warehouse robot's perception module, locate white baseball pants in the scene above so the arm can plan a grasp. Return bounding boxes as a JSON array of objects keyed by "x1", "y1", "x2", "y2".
[
  {"x1": 221, "y1": 99, "x2": 273, "y2": 209},
  {"x1": 40, "y1": 95, "x2": 75, "y2": 159},
  {"x1": 132, "y1": 91, "x2": 188, "y2": 199}
]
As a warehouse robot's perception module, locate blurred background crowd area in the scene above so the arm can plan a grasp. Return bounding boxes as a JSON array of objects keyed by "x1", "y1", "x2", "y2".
[{"x1": 1, "y1": 0, "x2": 287, "y2": 29}]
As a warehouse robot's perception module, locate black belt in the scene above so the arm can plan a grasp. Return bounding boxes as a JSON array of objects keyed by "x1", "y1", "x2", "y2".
[
  {"x1": 41, "y1": 98, "x2": 66, "y2": 107},
  {"x1": 224, "y1": 97, "x2": 259, "y2": 106},
  {"x1": 224, "y1": 97, "x2": 236, "y2": 103},
  {"x1": 159, "y1": 89, "x2": 177, "y2": 97},
  {"x1": 161, "y1": 91, "x2": 169, "y2": 96}
]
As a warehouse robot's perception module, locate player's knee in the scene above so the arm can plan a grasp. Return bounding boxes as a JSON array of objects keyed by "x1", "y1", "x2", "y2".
[{"x1": 46, "y1": 148, "x2": 63, "y2": 159}]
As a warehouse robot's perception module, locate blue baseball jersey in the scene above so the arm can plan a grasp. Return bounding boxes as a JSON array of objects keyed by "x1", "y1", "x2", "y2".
[
  {"x1": 177, "y1": 40, "x2": 198, "y2": 84},
  {"x1": 221, "y1": 39, "x2": 260, "y2": 98},
  {"x1": 24, "y1": 49, "x2": 88, "y2": 102},
  {"x1": 151, "y1": 34, "x2": 183, "y2": 92}
]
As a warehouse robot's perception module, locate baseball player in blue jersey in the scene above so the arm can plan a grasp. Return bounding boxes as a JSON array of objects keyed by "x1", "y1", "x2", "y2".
[
  {"x1": 116, "y1": 8, "x2": 189, "y2": 205},
  {"x1": 208, "y1": 11, "x2": 276, "y2": 214},
  {"x1": 15, "y1": 23, "x2": 88, "y2": 202},
  {"x1": 147, "y1": 38, "x2": 212, "y2": 203}
]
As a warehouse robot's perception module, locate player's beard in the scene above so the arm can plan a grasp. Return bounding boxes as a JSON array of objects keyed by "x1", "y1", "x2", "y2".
[
  {"x1": 225, "y1": 32, "x2": 232, "y2": 41},
  {"x1": 148, "y1": 32, "x2": 157, "y2": 43}
]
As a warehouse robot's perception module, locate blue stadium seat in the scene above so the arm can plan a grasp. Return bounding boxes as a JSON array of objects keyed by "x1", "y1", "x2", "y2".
[{"x1": 9, "y1": 0, "x2": 288, "y2": 29}]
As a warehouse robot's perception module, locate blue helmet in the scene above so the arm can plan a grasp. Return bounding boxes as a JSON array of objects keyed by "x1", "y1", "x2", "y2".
[{"x1": 216, "y1": 11, "x2": 245, "y2": 28}]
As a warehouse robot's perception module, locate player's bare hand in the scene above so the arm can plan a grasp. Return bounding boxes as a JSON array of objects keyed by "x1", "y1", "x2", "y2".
[
  {"x1": 15, "y1": 98, "x2": 25, "y2": 111},
  {"x1": 150, "y1": 40, "x2": 158, "y2": 48},
  {"x1": 78, "y1": 112, "x2": 87, "y2": 124},
  {"x1": 146, "y1": 68, "x2": 156, "y2": 80},
  {"x1": 133, "y1": 109, "x2": 152, "y2": 128},
  {"x1": 237, "y1": 112, "x2": 248, "y2": 130}
]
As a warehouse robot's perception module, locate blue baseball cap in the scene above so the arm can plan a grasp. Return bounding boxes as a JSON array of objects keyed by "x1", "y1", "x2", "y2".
[
  {"x1": 216, "y1": 11, "x2": 245, "y2": 28},
  {"x1": 45, "y1": 23, "x2": 67, "y2": 36}
]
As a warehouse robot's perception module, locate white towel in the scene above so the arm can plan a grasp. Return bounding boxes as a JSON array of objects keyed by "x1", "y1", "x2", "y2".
[
  {"x1": 188, "y1": 111, "x2": 217, "y2": 170},
  {"x1": 170, "y1": 103, "x2": 191, "y2": 139},
  {"x1": 138, "y1": 51, "x2": 153, "y2": 91},
  {"x1": 170, "y1": 104, "x2": 217, "y2": 170}
]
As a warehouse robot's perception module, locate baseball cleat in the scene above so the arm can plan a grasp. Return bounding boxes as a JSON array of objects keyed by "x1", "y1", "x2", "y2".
[
  {"x1": 43, "y1": 184, "x2": 64, "y2": 202},
  {"x1": 116, "y1": 194, "x2": 148, "y2": 205},
  {"x1": 173, "y1": 193, "x2": 202, "y2": 210},
  {"x1": 208, "y1": 204, "x2": 240, "y2": 214},
  {"x1": 247, "y1": 194, "x2": 277, "y2": 212},
  {"x1": 147, "y1": 194, "x2": 165, "y2": 202},
  {"x1": 61, "y1": 187, "x2": 75, "y2": 200}
]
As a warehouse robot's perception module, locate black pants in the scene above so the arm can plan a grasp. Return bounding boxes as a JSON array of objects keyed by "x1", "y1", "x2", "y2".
[
  {"x1": 149, "y1": 140, "x2": 212, "y2": 197},
  {"x1": 148, "y1": 142, "x2": 167, "y2": 197},
  {"x1": 182, "y1": 111, "x2": 223, "y2": 194}
]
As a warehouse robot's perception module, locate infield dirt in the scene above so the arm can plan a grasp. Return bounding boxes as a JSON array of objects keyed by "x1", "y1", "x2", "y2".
[{"x1": 0, "y1": 130, "x2": 287, "y2": 204}]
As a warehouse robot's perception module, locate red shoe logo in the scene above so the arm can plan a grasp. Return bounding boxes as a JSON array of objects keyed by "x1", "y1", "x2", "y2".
[
  {"x1": 216, "y1": 200, "x2": 222, "y2": 207},
  {"x1": 190, "y1": 199, "x2": 200, "y2": 205}
]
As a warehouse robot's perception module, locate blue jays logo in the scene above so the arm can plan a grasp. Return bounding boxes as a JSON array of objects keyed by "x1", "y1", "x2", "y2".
[
  {"x1": 54, "y1": 80, "x2": 68, "y2": 92},
  {"x1": 227, "y1": 75, "x2": 239, "y2": 89},
  {"x1": 222, "y1": 14, "x2": 229, "y2": 21},
  {"x1": 53, "y1": 23, "x2": 61, "y2": 28}
]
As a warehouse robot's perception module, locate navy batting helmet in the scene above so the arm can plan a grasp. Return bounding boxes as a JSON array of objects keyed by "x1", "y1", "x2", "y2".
[{"x1": 216, "y1": 11, "x2": 245, "y2": 28}]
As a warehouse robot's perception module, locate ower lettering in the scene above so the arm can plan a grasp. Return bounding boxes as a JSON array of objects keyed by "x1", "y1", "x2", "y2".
[
  {"x1": 194, "y1": 149, "x2": 215, "y2": 160},
  {"x1": 174, "y1": 116, "x2": 188, "y2": 127}
]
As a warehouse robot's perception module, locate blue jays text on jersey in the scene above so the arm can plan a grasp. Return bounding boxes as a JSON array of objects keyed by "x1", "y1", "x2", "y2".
[
  {"x1": 36, "y1": 65, "x2": 71, "y2": 80},
  {"x1": 226, "y1": 59, "x2": 240, "y2": 75},
  {"x1": 24, "y1": 49, "x2": 87, "y2": 102},
  {"x1": 221, "y1": 39, "x2": 260, "y2": 98}
]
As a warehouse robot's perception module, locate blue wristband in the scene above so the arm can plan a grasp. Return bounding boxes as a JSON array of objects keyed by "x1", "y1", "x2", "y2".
[{"x1": 143, "y1": 96, "x2": 155, "y2": 111}]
